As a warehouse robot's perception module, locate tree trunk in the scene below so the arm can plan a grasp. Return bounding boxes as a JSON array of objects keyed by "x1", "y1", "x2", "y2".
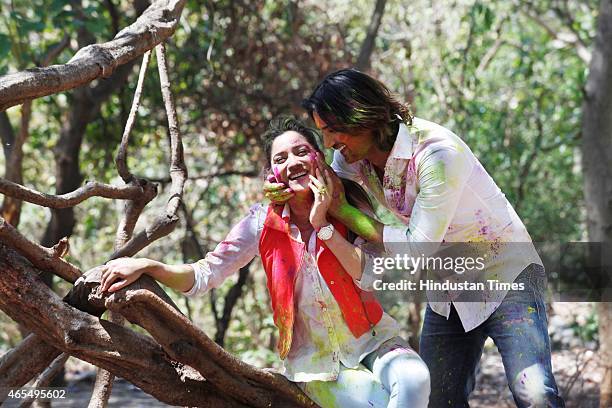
[
  {"x1": 580, "y1": 1, "x2": 612, "y2": 407},
  {"x1": 355, "y1": 0, "x2": 387, "y2": 72}
]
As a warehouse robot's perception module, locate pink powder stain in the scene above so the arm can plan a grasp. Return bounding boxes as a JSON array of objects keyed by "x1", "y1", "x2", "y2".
[
  {"x1": 217, "y1": 240, "x2": 231, "y2": 251},
  {"x1": 309, "y1": 151, "x2": 320, "y2": 178},
  {"x1": 386, "y1": 344, "x2": 413, "y2": 357},
  {"x1": 272, "y1": 165, "x2": 281, "y2": 182}
]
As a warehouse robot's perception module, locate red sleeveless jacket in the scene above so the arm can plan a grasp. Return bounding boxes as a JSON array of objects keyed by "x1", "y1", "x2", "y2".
[{"x1": 258, "y1": 205, "x2": 383, "y2": 359}]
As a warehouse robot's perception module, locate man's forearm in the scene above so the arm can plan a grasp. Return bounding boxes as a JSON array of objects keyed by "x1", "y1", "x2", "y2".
[{"x1": 334, "y1": 203, "x2": 384, "y2": 243}]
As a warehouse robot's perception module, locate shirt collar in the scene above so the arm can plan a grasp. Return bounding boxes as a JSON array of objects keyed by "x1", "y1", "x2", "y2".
[
  {"x1": 282, "y1": 203, "x2": 291, "y2": 219},
  {"x1": 388, "y1": 122, "x2": 416, "y2": 160},
  {"x1": 281, "y1": 203, "x2": 316, "y2": 249}
]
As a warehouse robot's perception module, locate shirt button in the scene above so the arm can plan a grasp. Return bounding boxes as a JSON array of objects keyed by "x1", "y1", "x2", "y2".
[{"x1": 330, "y1": 280, "x2": 335, "y2": 285}]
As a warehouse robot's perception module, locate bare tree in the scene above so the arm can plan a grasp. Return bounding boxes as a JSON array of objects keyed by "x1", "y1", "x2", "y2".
[
  {"x1": 580, "y1": 1, "x2": 612, "y2": 407},
  {"x1": 0, "y1": 1, "x2": 317, "y2": 406}
]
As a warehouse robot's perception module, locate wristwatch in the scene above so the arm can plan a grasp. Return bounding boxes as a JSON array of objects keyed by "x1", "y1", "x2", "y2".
[{"x1": 317, "y1": 223, "x2": 334, "y2": 241}]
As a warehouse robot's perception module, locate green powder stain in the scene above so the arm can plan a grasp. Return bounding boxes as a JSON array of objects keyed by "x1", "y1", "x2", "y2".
[
  {"x1": 429, "y1": 159, "x2": 446, "y2": 184},
  {"x1": 311, "y1": 335, "x2": 333, "y2": 363},
  {"x1": 303, "y1": 381, "x2": 340, "y2": 408},
  {"x1": 527, "y1": 306, "x2": 536, "y2": 314},
  {"x1": 336, "y1": 203, "x2": 379, "y2": 241}
]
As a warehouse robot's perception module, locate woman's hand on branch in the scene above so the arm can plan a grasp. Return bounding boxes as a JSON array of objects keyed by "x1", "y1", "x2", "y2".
[{"x1": 100, "y1": 257, "x2": 154, "y2": 293}]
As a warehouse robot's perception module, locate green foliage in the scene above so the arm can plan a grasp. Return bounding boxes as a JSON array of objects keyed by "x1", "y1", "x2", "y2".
[
  {"x1": 1, "y1": 0, "x2": 598, "y2": 354},
  {"x1": 571, "y1": 310, "x2": 598, "y2": 343}
]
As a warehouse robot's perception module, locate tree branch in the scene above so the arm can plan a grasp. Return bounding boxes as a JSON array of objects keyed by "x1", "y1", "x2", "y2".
[
  {"x1": 0, "y1": 335, "x2": 62, "y2": 404},
  {"x1": 99, "y1": 281, "x2": 317, "y2": 407},
  {"x1": 0, "y1": 246, "x2": 239, "y2": 407},
  {"x1": 0, "y1": 178, "x2": 148, "y2": 209},
  {"x1": 0, "y1": 0, "x2": 187, "y2": 111},
  {"x1": 92, "y1": 49, "x2": 156, "y2": 403},
  {"x1": 148, "y1": 168, "x2": 259, "y2": 184},
  {"x1": 40, "y1": 33, "x2": 71, "y2": 67},
  {"x1": 0, "y1": 217, "x2": 81, "y2": 283},
  {"x1": 116, "y1": 50, "x2": 152, "y2": 184},
  {"x1": 110, "y1": 42, "x2": 187, "y2": 259},
  {"x1": 475, "y1": 17, "x2": 508, "y2": 76},
  {"x1": 18, "y1": 353, "x2": 69, "y2": 408},
  {"x1": 214, "y1": 262, "x2": 251, "y2": 347},
  {"x1": 520, "y1": 3, "x2": 591, "y2": 63},
  {"x1": 515, "y1": 94, "x2": 545, "y2": 212}
]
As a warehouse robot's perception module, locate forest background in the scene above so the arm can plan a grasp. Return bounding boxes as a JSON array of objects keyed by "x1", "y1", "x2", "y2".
[{"x1": 0, "y1": 0, "x2": 609, "y2": 406}]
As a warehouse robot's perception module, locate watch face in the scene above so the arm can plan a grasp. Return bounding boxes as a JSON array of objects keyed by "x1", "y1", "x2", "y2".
[{"x1": 318, "y1": 225, "x2": 333, "y2": 240}]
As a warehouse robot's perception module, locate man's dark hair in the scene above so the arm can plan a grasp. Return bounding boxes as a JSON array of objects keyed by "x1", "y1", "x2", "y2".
[{"x1": 302, "y1": 68, "x2": 413, "y2": 151}]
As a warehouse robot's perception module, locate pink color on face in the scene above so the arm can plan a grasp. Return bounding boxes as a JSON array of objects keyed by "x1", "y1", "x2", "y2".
[
  {"x1": 272, "y1": 165, "x2": 281, "y2": 182},
  {"x1": 271, "y1": 164, "x2": 293, "y2": 193},
  {"x1": 309, "y1": 151, "x2": 317, "y2": 164}
]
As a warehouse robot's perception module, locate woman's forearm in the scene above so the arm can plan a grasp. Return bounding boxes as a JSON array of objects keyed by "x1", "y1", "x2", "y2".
[
  {"x1": 146, "y1": 260, "x2": 196, "y2": 293},
  {"x1": 324, "y1": 230, "x2": 364, "y2": 280}
]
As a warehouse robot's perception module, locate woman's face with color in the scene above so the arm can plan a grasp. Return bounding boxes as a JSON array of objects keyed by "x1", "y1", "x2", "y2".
[
  {"x1": 270, "y1": 131, "x2": 318, "y2": 194},
  {"x1": 313, "y1": 111, "x2": 375, "y2": 164}
]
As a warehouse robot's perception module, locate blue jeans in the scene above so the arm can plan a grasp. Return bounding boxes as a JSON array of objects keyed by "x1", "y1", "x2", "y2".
[{"x1": 420, "y1": 264, "x2": 565, "y2": 407}]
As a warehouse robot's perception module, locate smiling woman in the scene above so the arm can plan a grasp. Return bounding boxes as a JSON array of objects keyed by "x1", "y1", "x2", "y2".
[{"x1": 100, "y1": 116, "x2": 431, "y2": 408}]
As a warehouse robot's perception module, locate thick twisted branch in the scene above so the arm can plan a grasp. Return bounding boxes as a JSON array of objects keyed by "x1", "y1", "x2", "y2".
[
  {"x1": 99, "y1": 282, "x2": 317, "y2": 407},
  {"x1": 0, "y1": 0, "x2": 187, "y2": 111},
  {"x1": 0, "y1": 245, "x2": 240, "y2": 407}
]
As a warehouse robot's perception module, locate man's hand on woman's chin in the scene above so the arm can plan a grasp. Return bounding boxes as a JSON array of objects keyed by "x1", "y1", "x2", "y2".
[{"x1": 263, "y1": 175, "x2": 295, "y2": 204}]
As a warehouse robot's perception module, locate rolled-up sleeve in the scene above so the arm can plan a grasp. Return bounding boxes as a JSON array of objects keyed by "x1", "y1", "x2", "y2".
[
  {"x1": 383, "y1": 144, "x2": 473, "y2": 258},
  {"x1": 183, "y1": 204, "x2": 264, "y2": 297},
  {"x1": 353, "y1": 237, "x2": 385, "y2": 292}
]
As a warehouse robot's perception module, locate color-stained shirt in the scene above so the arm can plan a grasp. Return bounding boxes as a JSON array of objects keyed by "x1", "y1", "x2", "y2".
[
  {"x1": 331, "y1": 117, "x2": 543, "y2": 332},
  {"x1": 184, "y1": 203, "x2": 401, "y2": 382}
]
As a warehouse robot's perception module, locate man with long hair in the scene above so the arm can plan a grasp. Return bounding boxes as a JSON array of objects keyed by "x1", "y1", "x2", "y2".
[{"x1": 266, "y1": 69, "x2": 564, "y2": 407}]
